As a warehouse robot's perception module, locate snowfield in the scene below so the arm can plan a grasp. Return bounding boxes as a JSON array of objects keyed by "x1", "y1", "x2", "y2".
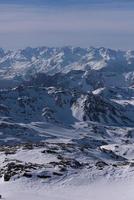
[{"x1": 0, "y1": 178, "x2": 134, "y2": 200}]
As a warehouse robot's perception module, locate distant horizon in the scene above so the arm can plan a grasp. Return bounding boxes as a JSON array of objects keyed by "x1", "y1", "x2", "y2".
[
  {"x1": 0, "y1": 0, "x2": 134, "y2": 49},
  {"x1": 1, "y1": 45, "x2": 134, "y2": 52}
]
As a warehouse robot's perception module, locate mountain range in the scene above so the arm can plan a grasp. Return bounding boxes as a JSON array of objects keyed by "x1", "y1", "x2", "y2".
[{"x1": 0, "y1": 46, "x2": 134, "y2": 199}]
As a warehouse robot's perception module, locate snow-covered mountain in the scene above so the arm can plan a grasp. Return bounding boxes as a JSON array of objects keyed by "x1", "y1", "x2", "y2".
[
  {"x1": 1, "y1": 46, "x2": 134, "y2": 89},
  {"x1": 1, "y1": 46, "x2": 134, "y2": 199}
]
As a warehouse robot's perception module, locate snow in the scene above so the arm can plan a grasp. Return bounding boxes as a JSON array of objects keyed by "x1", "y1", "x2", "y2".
[
  {"x1": 0, "y1": 178, "x2": 134, "y2": 200},
  {"x1": 1, "y1": 46, "x2": 134, "y2": 89},
  {"x1": 1, "y1": 46, "x2": 134, "y2": 199},
  {"x1": 100, "y1": 143, "x2": 134, "y2": 160},
  {"x1": 5, "y1": 148, "x2": 58, "y2": 165}
]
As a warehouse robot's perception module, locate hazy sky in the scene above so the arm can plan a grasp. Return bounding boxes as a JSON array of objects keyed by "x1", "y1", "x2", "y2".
[{"x1": 0, "y1": 0, "x2": 134, "y2": 49}]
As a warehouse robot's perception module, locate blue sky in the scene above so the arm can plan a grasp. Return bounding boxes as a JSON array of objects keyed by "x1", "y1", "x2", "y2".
[
  {"x1": 0, "y1": 0, "x2": 133, "y2": 6},
  {"x1": 0, "y1": 0, "x2": 134, "y2": 49}
]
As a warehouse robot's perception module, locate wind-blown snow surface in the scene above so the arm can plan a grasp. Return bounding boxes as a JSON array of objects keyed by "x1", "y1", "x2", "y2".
[
  {"x1": 0, "y1": 179, "x2": 134, "y2": 200},
  {"x1": 1, "y1": 46, "x2": 134, "y2": 199}
]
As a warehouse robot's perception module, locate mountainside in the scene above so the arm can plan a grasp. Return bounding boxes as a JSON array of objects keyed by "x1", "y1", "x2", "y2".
[{"x1": 0, "y1": 46, "x2": 134, "y2": 199}]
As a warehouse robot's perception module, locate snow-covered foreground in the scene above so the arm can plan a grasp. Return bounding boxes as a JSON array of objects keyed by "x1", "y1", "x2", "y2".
[
  {"x1": 0, "y1": 139, "x2": 134, "y2": 200},
  {"x1": 0, "y1": 178, "x2": 134, "y2": 200}
]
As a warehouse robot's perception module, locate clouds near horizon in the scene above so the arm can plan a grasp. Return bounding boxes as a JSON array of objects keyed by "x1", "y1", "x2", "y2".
[{"x1": 0, "y1": 1, "x2": 134, "y2": 49}]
